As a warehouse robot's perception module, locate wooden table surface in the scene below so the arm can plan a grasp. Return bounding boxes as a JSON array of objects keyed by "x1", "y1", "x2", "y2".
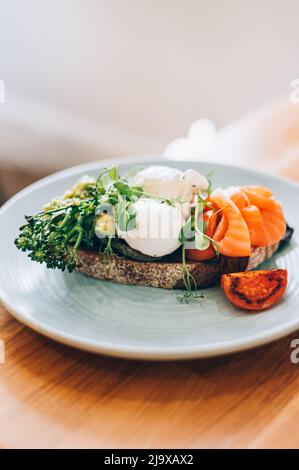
[{"x1": 1, "y1": 96, "x2": 299, "y2": 449}]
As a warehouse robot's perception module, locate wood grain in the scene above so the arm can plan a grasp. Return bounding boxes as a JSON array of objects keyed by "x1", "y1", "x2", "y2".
[
  {"x1": 1, "y1": 303, "x2": 299, "y2": 448},
  {"x1": 1, "y1": 96, "x2": 299, "y2": 448}
]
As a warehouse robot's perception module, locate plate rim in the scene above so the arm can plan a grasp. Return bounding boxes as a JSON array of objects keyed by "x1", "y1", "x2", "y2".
[{"x1": 1, "y1": 156, "x2": 299, "y2": 360}]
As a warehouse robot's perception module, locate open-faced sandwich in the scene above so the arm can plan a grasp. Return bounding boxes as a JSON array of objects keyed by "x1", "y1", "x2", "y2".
[{"x1": 15, "y1": 165, "x2": 292, "y2": 310}]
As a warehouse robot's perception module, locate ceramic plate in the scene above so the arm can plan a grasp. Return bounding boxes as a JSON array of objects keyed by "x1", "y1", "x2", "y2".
[{"x1": 0, "y1": 157, "x2": 299, "y2": 360}]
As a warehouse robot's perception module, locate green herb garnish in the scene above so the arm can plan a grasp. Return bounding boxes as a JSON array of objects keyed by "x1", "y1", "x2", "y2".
[
  {"x1": 176, "y1": 245, "x2": 205, "y2": 304},
  {"x1": 15, "y1": 165, "x2": 175, "y2": 272}
]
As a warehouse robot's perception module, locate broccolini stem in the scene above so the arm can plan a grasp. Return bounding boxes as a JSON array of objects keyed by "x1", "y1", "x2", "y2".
[
  {"x1": 74, "y1": 228, "x2": 84, "y2": 250},
  {"x1": 58, "y1": 211, "x2": 73, "y2": 229}
]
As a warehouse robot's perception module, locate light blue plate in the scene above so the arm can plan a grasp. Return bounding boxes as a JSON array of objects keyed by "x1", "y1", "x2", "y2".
[{"x1": 0, "y1": 157, "x2": 299, "y2": 360}]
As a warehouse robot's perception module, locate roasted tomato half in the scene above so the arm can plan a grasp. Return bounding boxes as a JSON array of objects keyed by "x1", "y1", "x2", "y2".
[{"x1": 221, "y1": 269, "x2": 288, "y2": 311}]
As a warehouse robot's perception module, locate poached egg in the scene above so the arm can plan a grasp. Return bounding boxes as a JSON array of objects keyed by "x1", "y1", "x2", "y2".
[
  {"x1": 117, "y1": 198, "x2": 184, "y2": 257},
  {"x1": 132, "y1": 165, "x2": 209, "y2": 202},
  {"x1": 119, "y1": 165, "x2": 210, "y2": 257}
]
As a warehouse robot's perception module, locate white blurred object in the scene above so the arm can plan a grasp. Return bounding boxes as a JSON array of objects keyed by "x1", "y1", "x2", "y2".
[
  {"x1": 163, "y1": 119, "x2": 217, "y2": 161},
  {"x1": 275, "y1": 145, "x2": 299, "y2": 180},
  {"x1": 1, "y1": 1, "x2": 299, "y2": 171}
]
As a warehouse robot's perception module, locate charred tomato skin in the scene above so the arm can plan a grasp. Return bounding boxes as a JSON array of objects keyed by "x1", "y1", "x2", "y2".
[{"x1": 221, "y1": 269, "x2": 288, "y2": 311}]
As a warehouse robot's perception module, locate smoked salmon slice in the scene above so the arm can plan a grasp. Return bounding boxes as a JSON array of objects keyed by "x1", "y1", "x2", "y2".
[
  {"x1": 241, "y1": 186, "x2": 285, "y2": 246},
  {"x1": 260, "y1": 202, "x2": 286, "y2": 245},
  {"x1": 229, "y1": 188, "x2": 250, "y2": 210},
  {"x1": 213, "y1": 214, "x2": 228, "y2": 242},
  {"x1": 205, "y1": 184, "x2": 286, "y2": 253},
  {"x1": 221, "y1": 185, "x2": 286, "y2": 247},
  {"x1": 242, "y1": 186, "x2": 276, "y2": 210},
  {"x1": 241, "y1": 205, "x2": 272, "y2": 246},
  {"x1": 210, "y1": 189, "x2": 251, "y2": 257}
]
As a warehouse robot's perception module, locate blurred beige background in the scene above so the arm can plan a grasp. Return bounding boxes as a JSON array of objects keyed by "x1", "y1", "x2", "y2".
[{"x1": 0, "y1": 0, "x2": 299, "y2": 197}]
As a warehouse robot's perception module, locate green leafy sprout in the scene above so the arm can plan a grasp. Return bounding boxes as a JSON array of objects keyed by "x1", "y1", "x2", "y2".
[{"x1": 177, "y1": 174, "x2": 220, "y2": 303}]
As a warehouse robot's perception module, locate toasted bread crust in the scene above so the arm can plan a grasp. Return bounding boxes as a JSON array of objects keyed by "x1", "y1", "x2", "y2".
[{"x1": 75, "y1": 243, "x2": 279, "y2": 290}]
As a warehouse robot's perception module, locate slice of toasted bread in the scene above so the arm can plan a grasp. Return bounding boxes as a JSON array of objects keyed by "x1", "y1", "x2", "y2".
[{"x1": 75, "y1": 242, "x2": 279, "y2": 290}]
